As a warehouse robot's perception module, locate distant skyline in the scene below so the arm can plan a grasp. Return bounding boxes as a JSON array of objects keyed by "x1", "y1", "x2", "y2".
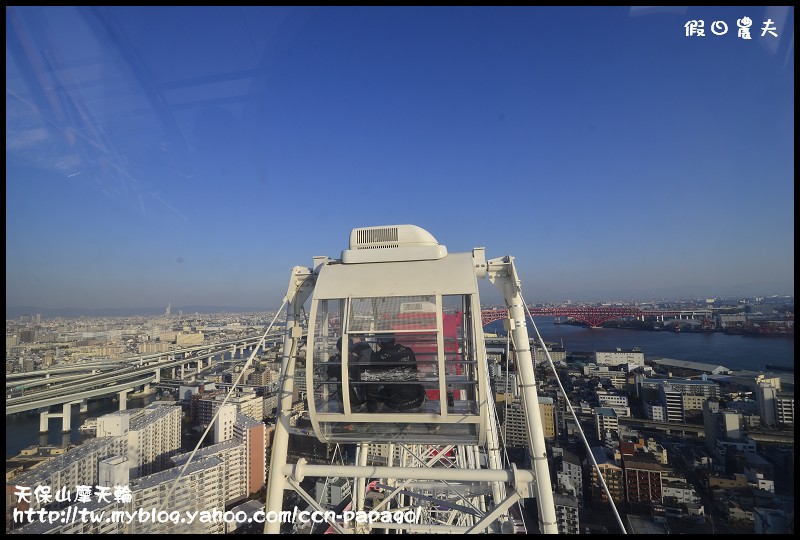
[
  {"x1": 8, "y1": 291, "x2": 794, "y2": 321},
  {"x1": 7, "y1": 6, "x2": 794, "y2": 311}
]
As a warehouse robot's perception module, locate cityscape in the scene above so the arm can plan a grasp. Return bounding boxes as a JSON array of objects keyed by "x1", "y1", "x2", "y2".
[{"x1": 6, "y1": 290, "x2": 794, "y2": 534}]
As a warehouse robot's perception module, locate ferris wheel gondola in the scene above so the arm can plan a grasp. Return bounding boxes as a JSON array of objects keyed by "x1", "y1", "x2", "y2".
[{"x1": 264, "y1": 224, "x2": 558, "y2": 534}]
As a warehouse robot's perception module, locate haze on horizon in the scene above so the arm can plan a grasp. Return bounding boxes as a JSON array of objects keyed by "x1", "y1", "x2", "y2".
[
  {"x1": 8, "y1": 286, "x2": 794, "y2": 320},
  {"x1": 6, "y1": 7, "x2": 794, "y2": 314}
]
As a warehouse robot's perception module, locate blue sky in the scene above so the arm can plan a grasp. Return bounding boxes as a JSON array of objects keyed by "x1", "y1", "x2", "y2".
[{"x1": 6, "y1": 6, "x2": 794, "y2": 312}]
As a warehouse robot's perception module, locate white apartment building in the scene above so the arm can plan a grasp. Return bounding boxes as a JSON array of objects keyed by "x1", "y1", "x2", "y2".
[
  {"x1": 554, "y1": 448, "x2": 583, "y2": 503},
  {"x1": 595, "y1": 390, "x2": 628, "y2": 407},
  {"x1": 97, "y1": 404, "x2": 182, "y2": 478},
  {"x1": 662, "y1": 480, "x2": 701, "y2": 505},
  {"x1": 744, "y1": 468, "x2": 775, "y2": 493},
  {"x1": 172, "y1": 440, "x2": 247, "y2": 506},
  {"x1": 757, "y1": 381, "x2": 794, "y2": 427},
  {"x1": 553, "y1": 493, "x2": 580, "y2": 534},
  {"x1": 14, "y1": 435, "x2": 224, "y2": 535},
  {"x1": 14, "y1": 405, "x2": 181, "y2": 517},
  {"x1": 639, "y1": 377, "x2": 721, "y2": 399},
  {"x1": 10, "y1": 436, "x2": 127, "y2": 513},
  {"x1": 198, "y1": 392, "x2": 263, "y2": 426},
  {"x1": 214, "y1": 403, "x2": 237, "y2": 443},
  {"x1": 597, "y1": 390, "x2": 631, "y2": 418},
  {"x1": 644, "y1": 402, "x2": 666, "y2": 422},
  {"x1": 584, "y1": 365, "x2": 628, "y2": 389},
  {"x1": 594, "y1": 407, "x2": 619, "y2": 441},
  {"x1": 315, "y1": 477, "x2": 352, "y2": 508},
  {"x1": 595, "y1": 348, "x2": 644, "y2": 367},
  {"x1": 366, "y1": 443, "x2": 397, "y2": 466},
  {"x1": 660, "y1": 386, "x2": 685, "y2": 423},
  {"x1": 263, "y1": 393, "x2": 278, "y2": 417},
  {"x1": 128, "y1": 456, "x2": 226, "y2": 534}
]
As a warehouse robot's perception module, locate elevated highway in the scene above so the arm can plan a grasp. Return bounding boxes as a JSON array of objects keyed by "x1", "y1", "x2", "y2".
[
  {"x1": 6, "y1": 362, "x2": 122, "y2": 382},
  {"x1": 6, "y1": 333, "x2": 283, "y2": 424}
]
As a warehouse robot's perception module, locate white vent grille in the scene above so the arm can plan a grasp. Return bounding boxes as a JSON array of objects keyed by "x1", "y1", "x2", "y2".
[{"x1": 356, "y1": 227, "x2": 398, "y2": 246}]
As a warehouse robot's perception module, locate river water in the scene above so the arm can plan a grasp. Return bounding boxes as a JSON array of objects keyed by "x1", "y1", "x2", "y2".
[
  {"x1": 6, "y1": 318, "x2": 793, "y2": 456},
  {"x1": 484, "y1": 317, "x2": 794, "y2": 372},
  {"x1": 6, "y1": 394, "x2": 160, "y2": 457}
]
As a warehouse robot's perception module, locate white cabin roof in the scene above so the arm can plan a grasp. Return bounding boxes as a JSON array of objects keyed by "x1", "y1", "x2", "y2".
[{"x1": 314, "y1": 252, "x2": 479, "y2": 299}]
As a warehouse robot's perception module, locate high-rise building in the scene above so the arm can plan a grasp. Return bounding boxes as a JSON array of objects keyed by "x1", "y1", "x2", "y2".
[
  {"x1": 234, "y1": 413, "x2": 267, "y2": 495},
  {"x1": 198, "y1": 392, "x2": 263, "y2": 427},
  {"x1": 174, "y1": 412, "x2": 266, "y2": 503},
  {"x1": 702, "y1": 399, "x2": 721, "y2": 452},
  {"x1": 172, "y1": 440, "x2": 246, "y2": 506},
  {"x1": 638, "y1": 377, "x2": 720, "y2": 399},
  {"x1": 553, "y1": 493, "x2": 580, "y2": 534},
  {"x1": 775, "y1": 393, "x2": 795, "y2": 426},
  {"x1": 502, "y1": 395, "x2": 556, "y2": 447},
  {"x1": 595, "y1": 348, "x2": 644, "y2": 367},
  {"x1": 660, "y1": 386, "x2": 684, "y2": 423},
  {"x1": 14, "y1": 453, "x2": 227, "y2": 535},
  {"x1": 589, "y1": 447, "x2": 625, "y2": 503},
  {"x1": 594, "y1": 407, "x2": 619, "y2": 441},
  {"x1": 98, "y1": 455, "x2": 129, "y2": 488},
  {"x1": 214, "y1": 403, "x2": 237, "y2": 444},
  {"x1": 623, "y1": 453, "x2": 664, "y2": 504},
  {"x1": 96, "y1": 405, "x2": 182, "y2": 478},
  {"x1": 597, "y1": 390, "x2": 631, "y2": 417},
  {"x1": 128, "y1": 456, "x2": 226, "y2": 534},
  {"x1": 10, "y1": 436, "x2": 128, "y2": 513},
  {"x1": 757, "y1": 381, "x2": 795, "y2": 427},
  {"x1": 175, "y1": 331, "x2": 204, "y2": 346},
  {"x1": 553, "y1": 447, "x2": 583, "y2": 503}
]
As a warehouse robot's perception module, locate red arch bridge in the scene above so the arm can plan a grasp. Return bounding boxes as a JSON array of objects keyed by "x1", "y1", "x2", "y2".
[{"x1": 480, "y1": 307, "x2": 713, "y2": 328}]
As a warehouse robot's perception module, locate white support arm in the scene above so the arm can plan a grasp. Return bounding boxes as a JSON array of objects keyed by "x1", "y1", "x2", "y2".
[
  {"x1": 486, "y1": 255, "x2": 558, "y2": 534},
  {"x1": 264, "y1": 266, "x2": 316, "y2": 533}
]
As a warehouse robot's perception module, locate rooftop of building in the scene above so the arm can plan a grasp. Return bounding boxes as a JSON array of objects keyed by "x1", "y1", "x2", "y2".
[
  {"x1": 202, "y1": 391, "x2": 260, "y2": 403},
  {"x1": 708, "y1": 371, "x2": 793, "y2": 392},
  {"x1": 650, "y1": 358, "x2": 730, "y2": 373},
  {"x1": 595, "y1": 407, "x2": 618, "y2": 417},
  {"x1": 100, "y1": 455, "x2": 128, "y2": 466},
  {"x1": 172, "y1": 440, "x2": 241, "y2": 466},
  {"x1": 131, "y1": 455, "x2": 223, "y2": 491},
  {"x1": 626, "y1": 515, "x2": 669, "y2": 534},
  {"x1": 622, "y1": 452, "x2": 664, "y2": 471},
  {"x1": 642, "y1": 377, "x2": 719, "y2": 386},
  {"x1": 590, "y1": 446, "x2": 619, "y2": 467},
  {"x1": 552, "y1": 492, "x2": 580, "y2": 508},
  {"x1": 229, "y1": 498, "x2": 267, "y2": 515},
  {"x1": 235, "y1": 412, "x2": 263, "y2": 428},
  {"x1": 131, "y1": 404, "x2": 180, "y2": 429},
  {"x1": 662, "y1": 479, "x2": 693, "y2": 489},
  {"x1": 13, "y1": 436, "x2": 123, "y2": 485}
]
